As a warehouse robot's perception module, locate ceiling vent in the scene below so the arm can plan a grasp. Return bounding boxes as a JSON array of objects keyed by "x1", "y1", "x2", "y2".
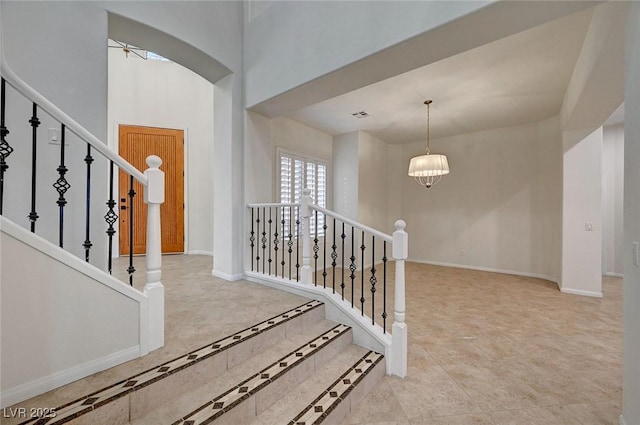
[{"x1": 351, "y1": 111, "x2": 370, "y2": 118}]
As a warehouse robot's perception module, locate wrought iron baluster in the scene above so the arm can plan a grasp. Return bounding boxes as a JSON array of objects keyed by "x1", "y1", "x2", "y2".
[
  {"x1": 341, "y1": 222, "x2": 346, "y2": 298},
  {"x1": 382, "y1": 241, "x2": 388, "y2": 333},
  {"x1": 261, "y1": 207, "x2": 267, "y2": 274},
  {"x1": 331, "y1": 218, "x2": 337, "y2": 294},
  {"x1": 313, "y1": 210, "x2": 319, "y2": 286},
  {"x1": 250, "y1": 207, "x2": 255, "y2": 272},
  {"x1": 105, "y1": 161, "x2": 117, "y2": 274},
  {"x1": 83, "y1": 144, "x2": 93, "y2": 261},
  {"x1": 53, "y1": 124, "x2": 70, "y2": 247},
  {"x1": 255, "y1": 209, "x2": 261, "y2": 271},
  {"x1": 28, "y1": 103, "x2": 40, "y2": 232},
  {"x1": 322, "y1": 220, "x2": 328, "y2": 288},
  {"x1": 349, "y1": 226, "x2": 356, "y2": 308},
  {"x1": 273, "y1": 207, "x2": 279, "y2": 276},
  {"x1": 370, "y1": 235, "x2": 377, "y2": 325},
  {"x1": 0, "y1": 78, "x2": 14, "y2": 215},
  {"x1": 127, "y1": 175, "x2": 135, "y2": 285},
  {"x1": 360, "y1": 230, "x2": 366, "y2": 315},
  {"x1": 288, "y1": 206, "x2": 293, "y2": 279},
  {"x1": 295, "y1": 208, "x2": 300, "y2": 282},
  {"x1": 268, "y1": 208, "x2": 273, "y2": 275},
  {"x1": 281, "y1": 207, "x2": 286, "y2": 278}
]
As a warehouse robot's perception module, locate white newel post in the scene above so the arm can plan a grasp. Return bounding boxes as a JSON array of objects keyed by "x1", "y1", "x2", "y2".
[
  {"x1": 300, "y1": 188, "x2": 312, "y2": 285},
  {"x1": 143, "y1": 155, "x2": 165, "y2": 352},
  {"x1": 391, "y1": 219, "x2": 408, "y2": 378}
]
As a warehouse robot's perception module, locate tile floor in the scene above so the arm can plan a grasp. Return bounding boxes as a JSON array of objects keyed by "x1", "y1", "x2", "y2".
[{"x1": 3, "y1": 255, "x2": 622, "y2": 425}]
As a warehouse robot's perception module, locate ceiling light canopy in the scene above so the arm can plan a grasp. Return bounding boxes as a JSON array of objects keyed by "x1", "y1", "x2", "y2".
[{"x1": 408, "y1": 100, "x2": 449, "y2": 188}]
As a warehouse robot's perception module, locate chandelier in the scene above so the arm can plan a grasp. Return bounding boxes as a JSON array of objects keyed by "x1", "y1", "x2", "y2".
[{"x1": 408, "y1": 100, "x2": 449, "y2": 188}]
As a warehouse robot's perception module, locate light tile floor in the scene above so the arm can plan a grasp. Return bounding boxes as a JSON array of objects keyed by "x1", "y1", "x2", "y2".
[
  {"x1": 3, "y1": 255, "x2": 622, "y2": 425},
  {"x1": 344, "y1": 265, "x2": 622, "y2": 425}
]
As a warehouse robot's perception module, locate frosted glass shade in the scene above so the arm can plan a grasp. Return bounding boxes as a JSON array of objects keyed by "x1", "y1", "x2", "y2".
[{"x1": 408, "y1": 154, "x2": 450, "y2": 177}]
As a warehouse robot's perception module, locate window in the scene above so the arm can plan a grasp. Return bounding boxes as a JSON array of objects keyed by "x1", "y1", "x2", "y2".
[{"x1": 278, "y1": 150, "x2": 328, "y2": 237}]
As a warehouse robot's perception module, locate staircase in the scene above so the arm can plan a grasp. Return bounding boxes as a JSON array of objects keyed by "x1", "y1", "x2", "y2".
[{"x1": 6, "y1": 300, "x2": 385, "y2": 425}]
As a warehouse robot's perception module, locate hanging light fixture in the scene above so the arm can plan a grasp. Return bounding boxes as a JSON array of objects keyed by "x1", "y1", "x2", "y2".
[{"x1": 408, "y1": 100, "x2": 449, "y2": 188}]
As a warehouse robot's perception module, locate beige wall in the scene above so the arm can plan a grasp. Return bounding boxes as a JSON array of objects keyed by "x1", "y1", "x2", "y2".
[{"x1": 399, "y1": 117, "x2": 562, "y2": 282}]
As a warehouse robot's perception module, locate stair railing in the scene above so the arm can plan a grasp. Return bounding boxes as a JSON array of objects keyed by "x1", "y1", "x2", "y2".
[
  {"x1": 0, "y1": 60, "x2": 165, "y2": 351},
  {"x1": 246, "y1": 188, "x2": 408, "y2": 377}
]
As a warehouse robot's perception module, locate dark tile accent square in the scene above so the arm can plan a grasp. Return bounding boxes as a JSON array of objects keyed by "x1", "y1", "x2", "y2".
[
  {"x1": 239, "y1": 386, "x2": 248, "y2": 393},
  {"x1": 295, "y1": 352, "x2": 303, "y2": 357},
  {"x1": 355, "y1": 368, "x2": 362, "y2": 373},
  {"x1": 365, "y1": 359, "x2": 372, "y2": 363},
  {"x1": 283, "y1": 314, "x2": 289, "y2": 318},
  {"x1": 330, "y1": 391, "x2": 338, "y2": 398},
  {"x1": 261, "y1": 373, "x2": 270, "y2": 379},
  {"x1": 314, "y1": 406, "x2": 323, "y2": 412},
  {"x1": 212, "y1": 401, "x2": 224, "y2": 409},
  {"x1": 81, "y1": 397, "x2": 99, "y2": 406},
  {"x1": 158, "y1": 366, "x2": 170, "y2": 373},
  {"x1": 322, "y1": 336, "x2": 329, "y2": 340},
  {"x1": 343, "y1": 379, "x2": 351, "y2": 385},
  {"x1": 295, "y1": 309, "x2": 301, "y2": 312},
  {"x1": 310, "y1": 344, "x2": 317, "y2": 348},
  {"x1": 185, "y1": 421, "x2": 195, "y2": 425},
  {"x1": 252, "y1": 327, "x2": 260, "y2": 331},
  {"x1": 280, "y1": 362, "x2": 288, "y2": 367},
  {"x1": 188, "y1": 354, "x2": 198, "y2": 360},
  {"x1": 268, "y1": 321, "x2": 275, "y2": 324},
  {"x1": 233, "y1": 335, "x2": 242, "y2": 340},
  {"x1": 123, "y1": 380, "x2": 137, "y2": 387}
]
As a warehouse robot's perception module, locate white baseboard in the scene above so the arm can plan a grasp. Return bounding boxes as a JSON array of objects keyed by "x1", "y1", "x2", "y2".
[
  {"x1": 560, "y1": 287, "x2": 603, "y2": 298},
  {"x1": 212, "y1": 269, "x2": 244, "y2": 281},
  {"x1": 620, "y1": 414, "x2": 627, "y2": 425},
  {"x1": 407, "y1": 258, "x2": 559, "y2": 284},
  {"x1": 604, "y1": 272, "x2": 624, "y2": 278},
  {"x1": 188, "y1": 250, "x2": 213, "y2": 256},
  {"x1": 0, "y1": 346, "x2": 140, "y2": 408}
]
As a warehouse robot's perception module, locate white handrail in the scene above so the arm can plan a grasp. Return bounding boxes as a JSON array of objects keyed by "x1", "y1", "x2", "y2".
[
  {"x1": 0, "y1": 60, "x2": 147, "y2": 185},
  {"x1": 311, "y1": 204, "x2": 393, "y2": 243},
  {"x1": 247, "y1": 202, "x2": 300, "y2": 208}
]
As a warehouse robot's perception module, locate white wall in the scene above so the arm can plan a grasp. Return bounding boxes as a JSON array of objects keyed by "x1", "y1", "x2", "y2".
[
  {"x1": 333, "y1": 132, "x2": 359, "y2": 219},
  {"x1": 107, "y1": 48, "x2": 214, "y2": 255},
  {"x1": 358, "y1": 132, "x2": 390, "y2": 233},
  {"x1": 623, "y1": 3, "x2": 640, "y2": 424},
  {"x1": 561, "y1": 127, "x2": 603, "y2": 297},
  {"x1": 1, "y1": 219, "x2": 142, "y2": 406},
  {"x1": 602, "y1": 123, "x2": 624, "y2": 277},
  {"x1": 400, "y1": 118, "x2": 562, "y2": 282}
]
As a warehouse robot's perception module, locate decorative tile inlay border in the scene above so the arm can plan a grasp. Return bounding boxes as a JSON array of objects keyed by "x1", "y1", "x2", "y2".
[
  {"x1": 172, "y1": 324, "x2": 351, "y2": 425},
  {"x1": 288, "y1": 351, "x2": 384, "y2": 425},
  {"x1": 19, "y1": 300, "x2": 323, "y2": 425}
]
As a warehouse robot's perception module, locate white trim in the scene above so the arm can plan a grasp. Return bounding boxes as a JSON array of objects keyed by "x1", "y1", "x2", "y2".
[
  {"x1": 560, "y1": 287, "x2": 603, "y2": 298},
  {"x1": 1, "y1": 217, "x2": 146, "y2": 302},
  {"x1": 620, "y1": 414, "x2": 627, "y2": 425},
  {"x1": 244, "y1": 271, "x2": 390, "y2": 357},
  {"x1": 183, "y1": 127, "x2": 190, "y2": 255},
  {"x1": 188, "y1": 250, "x2": 214, "y2": 256},
  {"x1": 212, "y1": 269, "x2": 244, "y2": 281},
  {"x1": 407, "y1": 258, "x2": 559, "y2": 285},
  {"x1": 0, "y1": 346, "x2": 140, "y2": 408},
  {"x1": 604, "y1": 272, "x2": 624, "y2": 278}
]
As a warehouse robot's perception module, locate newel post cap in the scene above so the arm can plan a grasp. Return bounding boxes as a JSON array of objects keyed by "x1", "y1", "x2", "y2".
[
  {"x1": 393, "y1": 219, "x2": 408, "y2": 260},
  {"x1": 146, "y1": 155, "x2": 162, "y2": 169}
]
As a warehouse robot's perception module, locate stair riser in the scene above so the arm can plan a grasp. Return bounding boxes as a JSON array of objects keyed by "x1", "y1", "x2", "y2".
[{"x1": 181, "y1": 327, "x2": 353, "y2": 425}]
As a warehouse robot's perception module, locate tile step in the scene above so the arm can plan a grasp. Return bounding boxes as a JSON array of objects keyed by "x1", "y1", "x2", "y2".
[
  {"x1": 18, "y1": 300, "x2": 326, "y2": 425},
  {"x1": 129, "y1": 319, "x2": 345, "y2": 425},
  {"x1": 169, "y1": 323, "x2": 354, "y2": 425}
]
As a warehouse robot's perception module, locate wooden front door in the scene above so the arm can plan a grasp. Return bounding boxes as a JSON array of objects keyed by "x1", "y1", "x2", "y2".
[{"x1": 119, "y1": 125, "x2": 184, "y2": 255}]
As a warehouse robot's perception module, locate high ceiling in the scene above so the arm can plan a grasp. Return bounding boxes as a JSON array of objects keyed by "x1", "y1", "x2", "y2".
[{"x1": 283, "y1": 7, "x2": 596, "y2": 145}]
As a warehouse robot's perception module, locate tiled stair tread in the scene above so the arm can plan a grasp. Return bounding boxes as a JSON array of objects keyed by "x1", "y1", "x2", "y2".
[
  {"x1": 171, "y1": 324, "x2": 352, "y2": 425},
  {"x1": 129, "y1": 319, "x2": 341, "y2": 425},
  {"x1": 288, "y1": 351, "x2": 384, "y2": 425},
  {"x1": 19, "y1": 300, "x2": 323, "y2": 425},
  {"x1": 247, "y1": 345, "x2": 370, "y2": 425}
]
